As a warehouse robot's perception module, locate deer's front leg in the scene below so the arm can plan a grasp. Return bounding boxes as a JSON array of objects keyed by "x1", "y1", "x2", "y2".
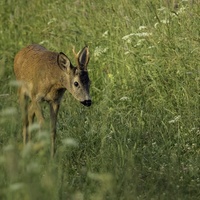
[
  {"x1": 50, "y1": 102, "x2": 60, "y2": 157},
  {"x1": 28, "y1": 99, "x2": 44, "y2": 141}
]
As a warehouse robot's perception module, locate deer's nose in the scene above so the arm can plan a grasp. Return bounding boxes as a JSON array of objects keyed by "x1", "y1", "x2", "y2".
[{"x1": 81, "y1": 100, "x2": 92, "y2": 107}]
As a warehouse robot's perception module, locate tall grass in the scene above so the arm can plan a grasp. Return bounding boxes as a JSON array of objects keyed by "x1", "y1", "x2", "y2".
[{"x1": 0, "y1": 0, "x2": 199, "y2": 199}]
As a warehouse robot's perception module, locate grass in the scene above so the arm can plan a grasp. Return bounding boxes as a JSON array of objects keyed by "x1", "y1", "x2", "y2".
[{"x1": 0, "y1": 0, "x2": 199, "y2": 199}]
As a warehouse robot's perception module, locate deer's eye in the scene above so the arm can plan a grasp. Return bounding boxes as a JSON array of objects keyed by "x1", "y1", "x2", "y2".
[{"x1": 74, "y1": 81, "x2": 79, "y2": 87}]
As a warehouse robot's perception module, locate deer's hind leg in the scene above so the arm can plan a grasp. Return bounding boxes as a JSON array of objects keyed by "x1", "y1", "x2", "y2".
[
  {"x1": 25, "y1": 98, "x2": 44, "y2": 143},
  {"x1": 28, "y1": 98, "x2": 45, "y2": 132},
  {"x1": 27, "y1": 103, "x2": 36, "y2": 141},
  {"x1": 18, "y1": 87, "x2": 29, "y2": 145}
]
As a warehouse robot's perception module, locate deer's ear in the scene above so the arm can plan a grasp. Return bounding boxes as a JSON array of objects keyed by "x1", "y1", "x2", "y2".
[
  {"x1": 57, "y1": 52, "x2": 71, "y2": 72},
  {"x1": 78, "y1": 46, "x2": 90, "y2": 70}
]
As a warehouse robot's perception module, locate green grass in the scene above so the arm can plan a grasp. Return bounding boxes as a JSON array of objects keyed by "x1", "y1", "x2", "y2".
[{"x1": 0, "y1": 0, "x2": 199, "y2": 199}]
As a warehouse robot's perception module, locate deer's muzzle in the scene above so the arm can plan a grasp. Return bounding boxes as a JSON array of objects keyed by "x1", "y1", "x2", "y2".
[{"x1": 81, "y1": 100, "x2": 92, "y2": 107}]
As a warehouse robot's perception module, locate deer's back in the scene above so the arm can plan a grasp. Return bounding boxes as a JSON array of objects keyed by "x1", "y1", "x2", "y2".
[
  {"x1": 14, "y1": 44, "x2": 64, "y2": 101},
  {"x1": 14, "y1": 44, "x2": 59, "y2": 81}
]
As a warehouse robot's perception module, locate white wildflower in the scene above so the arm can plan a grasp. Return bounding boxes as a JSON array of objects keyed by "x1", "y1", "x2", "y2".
[
  {"x1": 94, "y1": 46, "x2": 108, "y2": 59},
  {"x1": 148, "y1": 45, "x2": 155, "y2": 49},
  {"x1": 138, "y1": 26, "x2": 147, "y2": 30},
  {"x1": 168, "y1": 115, "x2": 181, "y2": 124},
  {"x1": 135, "y1": 39, "x2": 145, "y2": 46},
  {"x1": 154, "y1": 19, "x2": 169, "y2": 28},
  {"x1": 135, "y1": 32, "x2": 152, "y2": 37},
  {"x1": 122, "y1": 33, "x2": 135, "y2": 40},
  {"x1": 177, "y1": 7, "x2": 186, "y2": 15},
  {"x1": 122, "y1": 32, "x2": 152, "y2": 41},
  {"x1": 161, "y1": 19, "x2": 169, "y2": 24},
  {"x1": 120, "y1": 96, "x2": 130, "y2": 101},
  {"x1": 102, "y1": 30, "x2": 109, "y2": 37}
]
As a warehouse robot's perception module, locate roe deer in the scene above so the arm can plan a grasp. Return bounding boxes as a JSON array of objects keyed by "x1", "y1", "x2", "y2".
[{"x1": 14, "y1": 44, "x2": 91, "y2": 157}]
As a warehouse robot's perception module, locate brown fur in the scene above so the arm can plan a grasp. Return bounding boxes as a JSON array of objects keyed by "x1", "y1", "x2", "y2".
[{"x1": 14, "y1": 44, "x2": 91, "y2": 157}]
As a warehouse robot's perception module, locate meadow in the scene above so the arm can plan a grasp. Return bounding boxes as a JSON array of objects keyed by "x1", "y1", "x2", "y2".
[{"x1": 0, "y1": 0, "x2": 199, "y2": 199}]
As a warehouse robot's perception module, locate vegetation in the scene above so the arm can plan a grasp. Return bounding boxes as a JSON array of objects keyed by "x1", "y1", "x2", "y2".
[{"x1": 0, "y1": 0, "x2": 199, "y2": 199}]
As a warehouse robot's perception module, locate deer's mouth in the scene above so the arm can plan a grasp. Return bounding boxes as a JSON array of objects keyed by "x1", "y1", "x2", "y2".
[{"x1": 81, "y1": 100, "x2": 92, "y2": 107}]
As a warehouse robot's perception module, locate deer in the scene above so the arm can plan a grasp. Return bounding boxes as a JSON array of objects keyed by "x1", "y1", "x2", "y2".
[{"x1": 14, "y1": 44, "x2": 91, "y2": 157}]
